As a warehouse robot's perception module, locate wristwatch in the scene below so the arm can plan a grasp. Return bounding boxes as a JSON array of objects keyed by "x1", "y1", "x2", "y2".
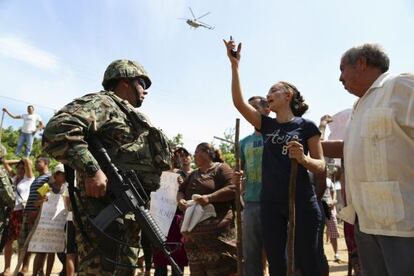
[{"x1": 85, "y1": 161, "x2": 100, "y2": 177}]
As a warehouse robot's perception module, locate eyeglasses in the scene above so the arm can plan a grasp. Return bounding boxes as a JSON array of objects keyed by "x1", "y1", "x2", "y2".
[{"x1": 135, "y1": 78, "x2": 147, "y2": 90}]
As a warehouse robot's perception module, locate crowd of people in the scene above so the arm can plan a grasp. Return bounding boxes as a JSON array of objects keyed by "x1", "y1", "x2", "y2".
[
  {"x1": 0, "y1": 155, "x2": 75, "y2": 276},
  {"x1": 0, "y1": 41, "x2": 413, "y2": 276}
]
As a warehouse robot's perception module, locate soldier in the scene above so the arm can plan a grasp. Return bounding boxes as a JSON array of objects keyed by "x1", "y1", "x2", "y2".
[{"x1": 43, "y1": 60, "x2": 171, "y2": 275}]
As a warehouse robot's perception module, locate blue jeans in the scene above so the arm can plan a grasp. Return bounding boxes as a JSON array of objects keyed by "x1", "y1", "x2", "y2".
[
  {"x1": 242, "y1": 202, "x2": 264, "y2": 276},
  {"x1": 355, "y1": 222, "x2": 414, "y2": 276},
  {"x1": 261, "y1": 198, "x2": 322, "y2": 276},
  {"x1": 15, "y1": 132, "x2": 34, "y2": 157}
]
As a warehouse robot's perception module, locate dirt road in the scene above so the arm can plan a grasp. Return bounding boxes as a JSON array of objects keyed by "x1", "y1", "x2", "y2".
[{"x1": 1, "y1": 224, "x2": 352, "y2": 275}]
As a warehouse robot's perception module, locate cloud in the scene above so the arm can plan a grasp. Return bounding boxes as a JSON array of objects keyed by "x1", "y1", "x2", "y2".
[{"x1": 0, "y1": 35, "x2": 60, "y2": 71}]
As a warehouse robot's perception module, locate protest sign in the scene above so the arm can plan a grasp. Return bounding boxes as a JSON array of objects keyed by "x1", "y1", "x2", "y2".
[
  {"x1": 28, "y1": 192, "x2": 68, "y2": 253},
  {"x1": 328, "y1": 108, "x2": 352, "y2": 140},
  {"x1": 150, "y1": 171, "x2": 179, "y2": 237}
]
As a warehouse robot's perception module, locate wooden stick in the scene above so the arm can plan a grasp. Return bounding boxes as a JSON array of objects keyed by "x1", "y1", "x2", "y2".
[
  {"x1": 287, "y1": 158, "x2": 298, "y2": 276},
  {"x1": 0, "y1": 110, "x2": 7, "y2": 157},
  {"x1": 234, "y1": 118, "x2": 244, "y2": 276},
  {"x1": 0, "y1": 110, "x2": 4, "y2": 144}
]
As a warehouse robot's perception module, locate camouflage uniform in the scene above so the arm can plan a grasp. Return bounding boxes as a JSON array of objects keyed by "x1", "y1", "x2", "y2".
[{"x1": 43, "y1": 60, "x2": 167, "y2": 275}]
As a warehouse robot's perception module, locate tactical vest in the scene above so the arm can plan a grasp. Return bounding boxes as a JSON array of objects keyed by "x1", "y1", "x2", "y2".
[
  {"x1": 104, "y1": 92, "x2": 172, "y2": 190},
  {"x1": 0, "y1": 166, "x2": 15, "y2": 209}
]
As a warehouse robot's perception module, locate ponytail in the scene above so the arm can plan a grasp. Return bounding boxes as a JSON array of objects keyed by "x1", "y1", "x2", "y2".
[{"x1": 280, "y1": 81, "x2": 309, "y2": 117}]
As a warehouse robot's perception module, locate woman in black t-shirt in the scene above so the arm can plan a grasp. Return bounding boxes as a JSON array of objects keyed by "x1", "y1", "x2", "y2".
[{"x1": 224, "y1": 40, "x2": 326, "y2": 276}]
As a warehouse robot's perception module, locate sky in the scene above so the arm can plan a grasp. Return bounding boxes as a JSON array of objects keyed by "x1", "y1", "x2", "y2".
[{"x1": 0, "y1": 0, "x2": 413, "y2": 153}]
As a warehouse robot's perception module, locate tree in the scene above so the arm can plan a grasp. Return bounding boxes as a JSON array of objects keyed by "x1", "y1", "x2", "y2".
[
  {"x1": 168, "y1": 133, "x2": 184, "y2": 150},
  {"x1": 0, "y1": 127, "x2": 58, "y2": 172},
  {"x1": 215, "y1": 128, "x2": 236, "y2": 168},
  {"x1": 0, "y1": 127, "x2": 43, "y2": 159}
]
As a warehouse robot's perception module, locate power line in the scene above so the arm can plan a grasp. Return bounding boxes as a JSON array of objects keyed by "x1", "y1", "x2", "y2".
[{"x1": 0, "y1": 94, "x2": 57, "y2": 111}]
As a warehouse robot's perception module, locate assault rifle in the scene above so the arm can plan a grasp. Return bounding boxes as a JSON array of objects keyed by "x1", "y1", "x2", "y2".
[{"x1": 88, "y1": 136, "x2": 183, "y2": 275}]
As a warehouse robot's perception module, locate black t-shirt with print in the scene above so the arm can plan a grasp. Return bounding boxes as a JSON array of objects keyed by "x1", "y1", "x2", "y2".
[{"x1": 260, "y1": 115, "x2": 321, "y2": 203}]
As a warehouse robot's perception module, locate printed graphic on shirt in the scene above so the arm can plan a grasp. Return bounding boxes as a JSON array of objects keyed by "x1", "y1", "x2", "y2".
[
  {"x1": 264, "y1": 128, "x2": 301, "y2": 155},
  {"x1": 243, "y1": 140, "x2": 263, "y2": 184},
  {"x1": 240, "y1": 134, "x2": 264, "y2": 202}
]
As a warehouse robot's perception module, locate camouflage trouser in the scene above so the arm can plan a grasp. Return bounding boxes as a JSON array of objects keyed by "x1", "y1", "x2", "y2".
[
  {"x1": 72, "y1": 174, "x2": 157, "y2": 275},
  {"x1": 75, "y1": 214, "x2": 142, "y2": 276}
]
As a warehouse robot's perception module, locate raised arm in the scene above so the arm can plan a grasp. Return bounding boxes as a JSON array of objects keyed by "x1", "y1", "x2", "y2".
[
  {"x1": 319, "y1": 114, "x2": 333, "y2": 140},
  {"x1": 22, "y1": 157, "x2": 34, "y2": 178},
  {"x1": 37, "y1": 120, "x2": 45, "y2": 130},
  {"x1": 223, "y1": 39, "x2": 261, "y2": 130},
  {"x1": 2, "y1": 159, "x2": 19, "y2": 177},
  {"x1": 2, "y1": 107, "x2": 21, "y2": 119}
]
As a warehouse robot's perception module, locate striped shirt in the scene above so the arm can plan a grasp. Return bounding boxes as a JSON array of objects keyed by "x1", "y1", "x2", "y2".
[{"x1": 24, "y1": 173, "x2": 51, "y2": 212}]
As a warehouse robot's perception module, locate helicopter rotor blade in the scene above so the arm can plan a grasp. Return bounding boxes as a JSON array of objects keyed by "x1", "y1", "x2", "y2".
[
  {"x1": 188, "y1": 7, "x2": 196, "y2": 19},
  {"x1": 198, "y1": 21, "x2": 214, "y2": 30},
  {"x1": 197, "y1": 12, "x2": 211, "y2": 20}
]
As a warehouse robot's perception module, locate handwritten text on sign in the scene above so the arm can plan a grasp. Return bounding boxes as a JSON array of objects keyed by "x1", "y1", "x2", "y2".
[
  {"x1": 28, "y1": 193, "x2": 68, "y2": 253},
  {"x1": 150, "y1": 171, "x2": 179, "y2": 237}
]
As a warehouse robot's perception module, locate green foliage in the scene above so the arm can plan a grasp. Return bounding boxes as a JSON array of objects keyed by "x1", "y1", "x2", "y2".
[
  {"x1": 216, "y1": 128, "x2": 236, "y2": 168},
  {"x1": 0, "y1": 127, "x2": 59, "y2": 174},
  {"x1": 218, "y1": 127, "x2": 235, "y2": 154},
  {"x1": 223, "y1": 152, "x2": 235, "y2": 168},
  {"x1": 0, "y1": 127, "x2": 43, "y2": 160},
  {"x1": 168, "y1": 133, "x2": 184, "y2": 150}
]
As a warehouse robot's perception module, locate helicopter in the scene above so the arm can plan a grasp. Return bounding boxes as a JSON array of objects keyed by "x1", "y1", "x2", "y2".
[{"x1": 179, "y1": 7, "x2": 214, "y2": 30}]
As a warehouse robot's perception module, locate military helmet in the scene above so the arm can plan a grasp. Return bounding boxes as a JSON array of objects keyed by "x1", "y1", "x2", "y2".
[{"x1": 102, "y1": 59, "x2": 152, "y2": 89}]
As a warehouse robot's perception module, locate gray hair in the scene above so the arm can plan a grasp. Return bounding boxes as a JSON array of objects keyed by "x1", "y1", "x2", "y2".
[{"x1": 343, "y1": 43, "x2": 390, "y2": 73}]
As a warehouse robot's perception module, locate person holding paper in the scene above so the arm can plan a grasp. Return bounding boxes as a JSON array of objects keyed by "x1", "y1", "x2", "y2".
[
  {"x1": 153, "y1": 147, "x2": 191, "y2": 276},
  {"x1": 29, "y1": 163, "x2": 68, "y2": 276},
  {"x1": 177, "y1": 143, "x2": 237, "y2": 275}
]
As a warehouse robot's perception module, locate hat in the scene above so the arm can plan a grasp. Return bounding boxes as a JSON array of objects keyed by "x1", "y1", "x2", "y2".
[
  {"x1": 174, "y1": 147, "x2": 190, "y2": 156},
  {"x1": 53, "y1": 163, "x2": 65, "y2": 174}
]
